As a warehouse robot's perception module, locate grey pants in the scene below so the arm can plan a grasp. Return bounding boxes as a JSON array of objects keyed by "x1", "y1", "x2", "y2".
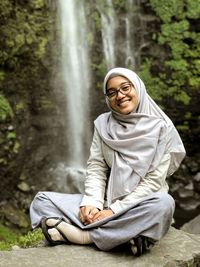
[{"x1": 30, "y1": 191, "x2": 175, "y2": 251}]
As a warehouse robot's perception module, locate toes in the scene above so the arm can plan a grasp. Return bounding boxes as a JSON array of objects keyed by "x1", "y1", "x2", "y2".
[
  {"x1": 48, "y1": 228, "x2": 64, "y2": 241},
  {"x1": 131, "y1": 245, "x2": 138, "y2": 255},
  {"x1": 46, "y1": 218, "x2": 58, "y2": 227}
]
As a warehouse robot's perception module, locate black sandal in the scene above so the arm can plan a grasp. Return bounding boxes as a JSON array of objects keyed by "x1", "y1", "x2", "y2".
[
  {"x1": 41, "y1": 217, "x2": 69, "y2": 246},
  {"x1": 131, "y1": 236, "x2": 155, "y2": 256}
]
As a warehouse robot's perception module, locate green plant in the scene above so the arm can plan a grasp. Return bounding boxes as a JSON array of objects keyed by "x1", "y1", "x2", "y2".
[
  {"x1": 0, "y1": 224, "x2": 18, "y2": 250},
  {"x1": 138, "y1": 59, "x2": 166, "y2": 103},
  {"x1": 0, "y1": 224, "x2": 43, "y2": 251},
  {"x1": 147, "y1": 0, "x2": 199, "y2": 106},
  {"x1": 0, "y1": 93, "x2": 13, "y2": 121},
  {"x1": 18, "y1": 229, "x2": 43, "y2": 248}
]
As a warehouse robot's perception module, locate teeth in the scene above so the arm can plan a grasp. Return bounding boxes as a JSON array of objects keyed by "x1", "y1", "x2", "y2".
[{"x1": 119, "y1": 100, "x2": 129, "y2": 106}]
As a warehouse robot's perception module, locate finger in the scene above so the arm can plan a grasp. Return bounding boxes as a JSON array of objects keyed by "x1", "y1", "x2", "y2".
[
  {"x1": 79, "y1": 207, "x2": 88, "y2": 223},
  {"x1": 88, "y1": 208, "x2": 99, "y2": 218},
  {"x1": 79, "y1": 207, "x2": 84, "y2": 219},
  {"x1": 92, "y1": 210, "x2": 113, "y2": 222},
  {"x1": 93, "y1": 216, "x2": 101, "y2": 223},
  {"x1": 80, "y1": 206, "x2": 94, "y2": 223},
  {"x1": 92, "y1": 211, "x2": 102, "y2": 221},
  {"x1": 80, "y1": 206, "x2": 90, "y2": 218},
  {"x1": 80, "y1": 206, "x2": 100, "y2": 224},
  {"x1": 79, "y1": 213, "x2": 85, "y2": 223}
]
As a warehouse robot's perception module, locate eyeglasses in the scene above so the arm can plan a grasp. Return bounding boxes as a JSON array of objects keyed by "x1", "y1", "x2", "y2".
[{"x1": 105, "y1": 82, "x2": 132, "y2": 100}]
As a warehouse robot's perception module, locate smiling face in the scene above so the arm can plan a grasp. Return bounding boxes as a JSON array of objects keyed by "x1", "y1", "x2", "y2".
[{"x1": 106, "y1": 76, "x2": 139, "y2": 114}]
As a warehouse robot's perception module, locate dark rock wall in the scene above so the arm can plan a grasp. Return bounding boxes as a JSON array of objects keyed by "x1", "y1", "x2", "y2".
[
  {"x1": 0, "y1": 0, "x2": 199, "y2": 230},
  {"x1": 0, "y1": 1, "x2": 69, "y2": 227}
]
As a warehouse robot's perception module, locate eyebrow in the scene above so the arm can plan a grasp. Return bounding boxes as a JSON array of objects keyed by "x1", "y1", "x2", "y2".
[{"x1": 107, "y1": 81, "x2": 130, "y2": 91}]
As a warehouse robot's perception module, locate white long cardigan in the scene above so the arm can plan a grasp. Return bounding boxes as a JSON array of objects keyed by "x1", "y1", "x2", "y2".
[{"x1": 80, "y1": 127, "x2": 171, "y2": 214}]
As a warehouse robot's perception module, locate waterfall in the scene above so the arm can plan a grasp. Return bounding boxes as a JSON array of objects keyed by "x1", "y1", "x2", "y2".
[
  {"x1": 97, "y1": 0, "x2": 117, "y2": 69},
  {"x1": 58, "y1": 0, "x2": 91, "y2": 167},
  {"x1": 97, "y1": 0, "x2": 139, "y2": 71},
  {"x1": 125, "y1": 0, "x2": 136, "y2": 69},
  {"x1": 52, "y1": 0, "x2": 139, "y2": 194}
]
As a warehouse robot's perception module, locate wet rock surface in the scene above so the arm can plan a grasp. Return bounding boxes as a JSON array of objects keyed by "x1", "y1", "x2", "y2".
[{"x1": 0, "y1": 227, "x2": 200, "y2": 267}]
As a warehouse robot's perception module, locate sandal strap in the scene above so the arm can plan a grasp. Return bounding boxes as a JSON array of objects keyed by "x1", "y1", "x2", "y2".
[
  {"x1": 53, "y1": 218, "x2": 64, "y2": 228},
  {"x1": 132, "y1": 236, "x2": 155, "y2": 256},
  {"x1": 54, "y1": 225, "x2": 69, "y2": 243},
  {"x1": 49, "y1": 218, "x2": 69, "y2": 243},
  {"x1": 41, "y1": 217, "x2": 69, "y2": 245}
]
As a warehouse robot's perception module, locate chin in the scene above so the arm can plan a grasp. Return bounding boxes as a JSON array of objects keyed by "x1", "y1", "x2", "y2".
[
  {"x1": 112, "y1": 104, "x2": 136, "y2": 114},
  {"x1": 118, "y1": 109, "x2": 132, "y2": 115},
  {"x1": 120, "y1": 106, "x2": 135, "y2": 114}
]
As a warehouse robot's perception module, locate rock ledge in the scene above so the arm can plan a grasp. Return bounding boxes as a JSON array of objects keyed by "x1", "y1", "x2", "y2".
[{"x1": 0, "y1": 227, "x2": 200, "y2": 267}]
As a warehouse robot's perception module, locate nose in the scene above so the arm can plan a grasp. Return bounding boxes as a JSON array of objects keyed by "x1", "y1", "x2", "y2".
[{"x1": 116, "y1": 90, "x2": 125, "y2": 99}]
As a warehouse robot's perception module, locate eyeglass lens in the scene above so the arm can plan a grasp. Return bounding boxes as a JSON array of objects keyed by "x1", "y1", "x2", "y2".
[{"x1": 106, "y1": 83, "x2": 131, "y2": 99}]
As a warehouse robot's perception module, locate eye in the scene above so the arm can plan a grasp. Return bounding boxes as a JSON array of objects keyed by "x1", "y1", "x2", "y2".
[
  {"x1": 107, "y1": 90, "x2": 116, "y2": 97},
  {"x1": 121, "y1": 84, "x2": 130, "y2": 92}
]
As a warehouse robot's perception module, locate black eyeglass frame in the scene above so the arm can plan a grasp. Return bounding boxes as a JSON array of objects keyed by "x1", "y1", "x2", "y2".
[{"x1": 105, "y1": 82, "x2": 132, "y2": 99}]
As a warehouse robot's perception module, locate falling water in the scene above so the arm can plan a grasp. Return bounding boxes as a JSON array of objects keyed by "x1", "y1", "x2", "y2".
[
  {"x1": 97, "y1": 0, "x2": 117, "y2": 69},
  {"x1": 97, "y1": 0, "x2": 139, "y2": 70},
  {"x1": 58, "y1": 0, "x2": 90, "y2": 167},
  {"x1": 125, "y1": 0, "x2": 136, "y2": 69},
  {"x1": 52, "y1": 0, "x2": 139, "y2": 194}
]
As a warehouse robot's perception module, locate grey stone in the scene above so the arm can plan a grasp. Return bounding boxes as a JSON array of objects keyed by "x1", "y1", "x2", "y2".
[
  {"x1": 181, "y1": 214, "x2": 200, "y2": 234},
  {"x1": 194, "y1": 173, "x2": 200, "y2": 193},
  {"x1": 2, "y1": 203, "x2": 29, "y2": 228},
  {"x1": 17, "y1": 182, "x2": 31, "y2": 192},
  {"x1": 0, "y1": 227, "x2": 200, "y2": 267}
]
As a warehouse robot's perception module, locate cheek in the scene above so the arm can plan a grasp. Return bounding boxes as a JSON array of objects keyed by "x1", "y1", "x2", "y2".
[
  {"x1": 109, "y1": 101, "x2": 117, "y2": 110},
  {"x1": 132, "y1": 93, "x2": 139, "y2": 104},
  {"x1": 106, "y1": 98, "x2": 117, "y2": 112},
  {"x1": 135, "y1": 91, "x2": 139, "y2": 104}
]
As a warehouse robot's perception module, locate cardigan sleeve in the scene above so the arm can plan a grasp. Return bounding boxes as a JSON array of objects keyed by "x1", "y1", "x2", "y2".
[
  {"x1": 109, "y1": 153, "x2": 171, "y2": 213},
  {"x1": 80, "y1": 127, "x2": 109, "y2": 210}
]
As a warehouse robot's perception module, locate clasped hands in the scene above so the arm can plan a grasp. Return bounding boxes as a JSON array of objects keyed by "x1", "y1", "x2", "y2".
[{"x1": 79, "y1": 205, "x2": 114, "y2": 224}]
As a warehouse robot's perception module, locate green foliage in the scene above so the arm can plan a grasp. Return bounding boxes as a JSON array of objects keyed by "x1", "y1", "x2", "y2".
[
  {"x1": 17, "y1": 229, "x2": 43, "y2": 248},
  {"x1": 150, "y1": 0, "x2": 200, "y2": 22},
  {"x1": 187, "y1": 0, "x2": 200, "y2": 18},
  {"x1": 150, "y1": 0, "x2": 185, "y2": 23},
  {"x1": 91, "y1": 11, "x2": 102, "y2": 31},
  {"x1": 40, "y1": 98, "x2": 55, "y2": 109},
  {"x1": 0, "y1": 224, "x2": 43, "y2": 251},
  {"x1": 0, "y1": 0, "x2": 54, "y2": 69},
  {"x1": 91, "y1": 60, "x2": 107, "y2": 78},
  {"x1": 113, "y1": 0, "x2": 126, "y2": 10},
  {"x1": 0, "y1": 93, "x2": 13, "y2": 121},
  {"x1": 0, "y1": 71, "x2": 5, "y2": 86},
  {"x1": 7, "y1": 132, "x2": 16, "y2": 139},
  {"x1": 0, "y1": 224, "x2": 18, "y2": 250},
  {"x1": 138, "y1": 59, "x2": 166, "y2": 102},
  {"x1": 0, "y1": 0, "x2": 55, "y2": 163},
  {"x1": 0, "y1": 1, "x2": 12, "y2": 18},
  {"x1": 15, "y1": 101, "x2": 25, "y2": 111},
  {"x1": 30, "y1": 0, "x2": 45, "y2": 10},
  {"x1": 142, "y1": 0, "x2": 200, "y2": 107},
  {"x1": 0, "y1": 224, "x2": 18, "y2": 242},
  {"x1": 13, "y1": 141, "x2": 20, "y2": 154}
]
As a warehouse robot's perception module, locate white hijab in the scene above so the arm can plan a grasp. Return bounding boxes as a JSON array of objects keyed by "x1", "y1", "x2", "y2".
[{"x1": 94, "y1": 68, "x2": 186, "y2": 206}]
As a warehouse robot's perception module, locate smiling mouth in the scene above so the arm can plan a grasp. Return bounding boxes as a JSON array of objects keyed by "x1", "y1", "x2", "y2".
[{"x1": 118, "y1": 99, "x2": 130, "y2": 106}]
